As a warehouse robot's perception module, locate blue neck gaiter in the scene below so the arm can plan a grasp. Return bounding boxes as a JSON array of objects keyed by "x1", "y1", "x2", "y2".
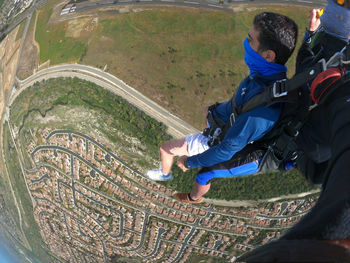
[
  {"x1": 321, "y1": 0, "x2": 350, "y2": 42},
  {"x1": 243, "y1": 38, "x2": 287, "y2": 76}
]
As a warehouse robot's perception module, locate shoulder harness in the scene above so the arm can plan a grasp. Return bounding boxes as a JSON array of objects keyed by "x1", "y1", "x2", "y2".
[{"x1": 203, "y1": 41, "x2": 350, "y2": 170}]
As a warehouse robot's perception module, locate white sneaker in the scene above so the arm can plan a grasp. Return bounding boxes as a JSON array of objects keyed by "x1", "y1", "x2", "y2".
[{"x1": 146, "y1": 169, "x2": 173, "y2": 181}]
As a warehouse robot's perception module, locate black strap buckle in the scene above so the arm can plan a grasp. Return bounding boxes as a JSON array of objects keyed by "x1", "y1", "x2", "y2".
[{"x1": 273, "y1": 79, "x2": 288, "y2": 98}]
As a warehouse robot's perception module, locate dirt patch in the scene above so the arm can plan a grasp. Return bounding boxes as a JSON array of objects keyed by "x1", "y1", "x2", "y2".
[
  {"x1": 230, "y1": 4, "x2": 277, "y2": 12},
  {"x1": 119, "y1": 6, "x2": 131, "y2": 14},
  {"x1": 98, "y1": 5, "x2": 152, "y2": 14},
  {"x1": 0, "y1": 26, "x2": 21, "y2": 120},
  {"x1": 17, "y1": 14, "x2": 39, "y2": 80},
  {"x1": 37, "y1": 59, "x2": 50, "y2": 71},
  {"x1": 0, "y1": 36, "x2": 6, "y2": 59},
  {"x1": 66, "y1": 16, "x2": 98, "y2": 38},
  {"x1": 100, "y1": 35, "x2": 112, "y2": 42}
]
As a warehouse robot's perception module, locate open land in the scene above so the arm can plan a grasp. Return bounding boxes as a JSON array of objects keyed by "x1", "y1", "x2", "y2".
[
  {"x1": 32, "y1": 1, "x2": 310, "y2": 129},
  {"x1": 17, "y1": 12, "x2": 39, "y2": 80},
  {"x1": 0, "y1": 24, "x2": 20, "y2": 128}
]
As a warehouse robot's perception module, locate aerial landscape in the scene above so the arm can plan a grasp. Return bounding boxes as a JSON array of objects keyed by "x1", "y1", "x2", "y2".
[{"x1": 0, "y1": 0, "x2": 326, "y2": 262}]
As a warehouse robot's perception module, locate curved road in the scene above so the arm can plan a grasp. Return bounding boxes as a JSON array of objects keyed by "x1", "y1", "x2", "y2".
[{"x1": 13, "y1": 64, "x2": 199, "y2": 139}]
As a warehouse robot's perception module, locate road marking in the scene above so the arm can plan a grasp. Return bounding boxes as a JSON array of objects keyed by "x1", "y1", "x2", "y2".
[
  {"x1": 139, "y1": 0, "x2": 152, "y2": 2},
  {"x1": 208, "y1": 3, "x2": 223, "y2": 8},
  {"x1": 119, "y1": 0, "x2": 132, "y2": 2},
  {"x1": 161, "y1": 0, "x2": 175, "y2": 2},
  {"x1": 184, "y1": 1, "x2": 200, "y2": 4}
]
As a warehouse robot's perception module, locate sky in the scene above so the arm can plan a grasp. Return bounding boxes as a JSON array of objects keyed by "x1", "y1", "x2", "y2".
[{"x1": 0, "y1": 237, "x2": 21, "y2": 263}]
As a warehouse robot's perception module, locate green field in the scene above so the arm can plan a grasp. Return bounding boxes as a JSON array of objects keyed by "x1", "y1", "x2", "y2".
[
  {"x1": 35, "y1": 3, "x2": 311, "y2": 129},
  {"x1": 35, "y1": 0, "x2": 86, "y2": 64}
]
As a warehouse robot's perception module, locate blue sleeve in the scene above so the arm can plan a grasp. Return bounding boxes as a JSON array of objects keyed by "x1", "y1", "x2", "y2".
[{"x1": 187, "y1": 105, "x2": 281, "y2": 168}]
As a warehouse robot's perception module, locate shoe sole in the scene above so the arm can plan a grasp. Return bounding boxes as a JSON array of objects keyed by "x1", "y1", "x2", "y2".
[{"x1": 173, "y1": 193, "x2": 203, "y2": 204}]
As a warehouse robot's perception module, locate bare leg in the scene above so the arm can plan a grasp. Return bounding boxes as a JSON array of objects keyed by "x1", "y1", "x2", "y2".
[
  {"x1": 160, "y1": 138, "x2": 188, "y2": 174},
  {"x1": 190, "y1": 182, "x2": 211, "y2": 200}
]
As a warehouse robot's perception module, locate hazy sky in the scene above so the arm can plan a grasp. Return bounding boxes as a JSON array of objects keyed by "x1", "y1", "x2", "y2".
[{"x1": 0, "y1": 236, "x2": 21, "y2": 263}]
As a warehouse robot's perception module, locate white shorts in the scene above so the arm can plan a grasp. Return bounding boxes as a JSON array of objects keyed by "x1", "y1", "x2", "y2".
[{"x1": 185, "y1": 133, "x2": 210, "y2": 156}]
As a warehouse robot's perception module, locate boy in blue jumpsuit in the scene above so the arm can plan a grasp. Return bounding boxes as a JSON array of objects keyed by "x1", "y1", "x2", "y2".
[{"x1": 147, "y1": 12, "x2": 298, "y2": 204}]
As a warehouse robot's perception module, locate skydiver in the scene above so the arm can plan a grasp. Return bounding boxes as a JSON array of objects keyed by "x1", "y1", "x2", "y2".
[
  {"x1": 238, "y1": 1, "x2": 350, "y2": 261},
  {"x1": 146, "y1": 12, "x2": 298, "y2": 204}
]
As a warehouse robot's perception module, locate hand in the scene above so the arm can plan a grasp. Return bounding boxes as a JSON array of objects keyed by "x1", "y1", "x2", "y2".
[
  {"x1": 308, "y1": 9, "x2": 322, "y2": 32},
  {"x1": 177, "y1": 156, "x2": 188, "y2": 172}
]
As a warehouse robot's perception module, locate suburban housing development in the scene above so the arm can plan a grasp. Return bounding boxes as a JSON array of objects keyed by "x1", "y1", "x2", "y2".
[{"x1": 24, "y1": 128, "x2": 317, "y2": 262}]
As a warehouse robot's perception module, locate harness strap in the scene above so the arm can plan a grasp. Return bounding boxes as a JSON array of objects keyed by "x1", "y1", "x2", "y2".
[
  {"x1": 205, "y1": 44, "x2": 349, "y2": 148},
  {"x1": 204, "y1": 104, "x2": 227, "y2": 146},
  {"x1": 240, "y1": 59, "x2": 327, "y2": 113}
]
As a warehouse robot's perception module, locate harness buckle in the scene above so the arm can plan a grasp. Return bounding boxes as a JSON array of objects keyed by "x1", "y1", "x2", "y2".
[
  {"x1": 207, "y1": 127, "x2": 222, "y2": 147},
  {"x1": 290, "y1": 151, "x2": 298, "y2": 161},
  {"x1": 229, "y1": 113, "x2": 236, "y2": 126},
  {"x1": 273, "y1": 79, "x2": 288, "y2": 98},
  {"x1": 213, "y1": 128, "x2": 222, "y2": 138},
  {"x1": 319, "y1": 58, "x2": 327, "y2": 72}
]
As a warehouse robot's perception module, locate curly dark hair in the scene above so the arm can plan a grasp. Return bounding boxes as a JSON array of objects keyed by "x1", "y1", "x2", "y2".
[{"x1": 254, "y1": 12, "x2": 298, "y2": 65}]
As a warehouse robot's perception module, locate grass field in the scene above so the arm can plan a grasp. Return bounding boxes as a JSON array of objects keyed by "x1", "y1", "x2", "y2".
[
  {"x1": 35, "y1": 0, "x2": 86, "y2": 64},
  {"x1": 35, "y1": 4, "x2": 311, "y2": 129}
]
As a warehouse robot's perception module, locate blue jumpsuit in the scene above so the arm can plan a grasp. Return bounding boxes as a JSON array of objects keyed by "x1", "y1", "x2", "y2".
[{"x1": 187, "y1": 73, "x2": 285, "y2": 185}]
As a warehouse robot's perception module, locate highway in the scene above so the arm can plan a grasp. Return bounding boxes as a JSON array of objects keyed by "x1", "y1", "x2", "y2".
[{"x1": 2, "y1": 0, "x2": 48, "y2": 37}]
